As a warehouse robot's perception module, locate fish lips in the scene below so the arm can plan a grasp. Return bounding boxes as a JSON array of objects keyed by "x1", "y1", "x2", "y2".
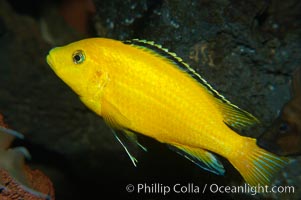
[
  {"x1": 46, "y1": 54, "x2": 55, "y2": 69},
  {"x1": 46, "y1": 47, "x2": 62, "y2": 70}
]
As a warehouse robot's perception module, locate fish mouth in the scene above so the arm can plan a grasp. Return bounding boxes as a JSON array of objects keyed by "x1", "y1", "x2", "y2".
[
  {"x1": 46, "y1": 54, "x2": 54, "y2": 68},
  {"x1": 46, "y1": 54, "x2": 59, "y2": 73}
]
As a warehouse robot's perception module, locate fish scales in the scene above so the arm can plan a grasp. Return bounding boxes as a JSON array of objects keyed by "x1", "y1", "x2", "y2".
[{"x1": 103, "y1": 42, "x2": 224, "y2": 148}]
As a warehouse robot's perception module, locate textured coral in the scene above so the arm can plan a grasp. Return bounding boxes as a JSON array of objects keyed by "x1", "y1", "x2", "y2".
[
  {"x1": 0, "y1": 114, "x2": 55, "y2": 199},
  {"x1": 0, "y1": 166, "x2": 55, "y2": 200}
]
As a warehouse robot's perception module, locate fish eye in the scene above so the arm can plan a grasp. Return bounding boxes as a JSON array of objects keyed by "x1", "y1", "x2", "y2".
[
  {"x1": 279, "y1": 122, "x2": 289, "y2": 134},
  {"x1": 72, "y1": 50, "x2": 85, "y2": 64}
]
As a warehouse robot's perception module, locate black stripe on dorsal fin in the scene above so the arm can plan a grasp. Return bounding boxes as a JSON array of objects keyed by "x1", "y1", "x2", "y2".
[
  {"x1": 123, "y1": 39, "x2": 259, "y2": 129},
  {"x1": 123, "y1": 39, "x2": 232, "y2": 103}
]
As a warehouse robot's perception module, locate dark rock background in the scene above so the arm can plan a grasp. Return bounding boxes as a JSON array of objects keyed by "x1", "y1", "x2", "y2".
[{"x1": 0, "y1": 0, "x2": 300, "y2": 199}]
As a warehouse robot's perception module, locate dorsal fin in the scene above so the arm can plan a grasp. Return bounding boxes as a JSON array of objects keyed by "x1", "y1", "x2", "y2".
[
  {"x1": 123, "y1": 39, "x2": 237, "y2": 106},
  {"x1": 124, "y1": 39, "x2": 259, "y2": 129}
]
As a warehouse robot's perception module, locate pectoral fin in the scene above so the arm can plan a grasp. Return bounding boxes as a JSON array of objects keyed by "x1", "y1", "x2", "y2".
[
  {"x1": 101, "y1": 98, "x2": 147, "y2": 166},
  {"x1": 101, "y1": 97, "x2": 131, "y2": 130},
  {"x1": 168, "y1": 144, "x2": 225, "y2": 175}
]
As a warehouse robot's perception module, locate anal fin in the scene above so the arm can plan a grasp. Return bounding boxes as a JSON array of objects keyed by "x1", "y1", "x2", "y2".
[
  {"x1": 168, "y1": 144, "x2": 225, "y2": 175},
  {"x1": 102, "y1": 97, "x2": 147, "y2": 166}
]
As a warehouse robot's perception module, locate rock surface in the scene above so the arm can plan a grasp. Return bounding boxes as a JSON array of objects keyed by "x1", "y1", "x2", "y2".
[{"x1": 0, "y1": 0, "x2": 300, "y2": 199}]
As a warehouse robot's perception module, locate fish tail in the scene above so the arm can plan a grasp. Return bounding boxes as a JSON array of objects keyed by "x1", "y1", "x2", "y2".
[{"x1": 229, "y1": 137, "x2": 289, "y2": 186}]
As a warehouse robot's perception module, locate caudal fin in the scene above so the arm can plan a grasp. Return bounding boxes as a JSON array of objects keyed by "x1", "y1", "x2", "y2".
[{"x1": 229, "y1": 137, "x2": 289, "y2": 186}]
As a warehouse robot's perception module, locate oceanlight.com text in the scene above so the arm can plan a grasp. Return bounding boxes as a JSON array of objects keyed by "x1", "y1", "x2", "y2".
[
  {"x1": 208, "y1": 183, "x2": 295, "y2": 195},
  {"x1": 125, "y1": 183, "x2": 295, "y2": 196}
]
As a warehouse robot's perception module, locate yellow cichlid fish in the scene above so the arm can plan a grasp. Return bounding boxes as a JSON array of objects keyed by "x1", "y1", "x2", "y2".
[{"x1": 46, "y1": 38, "x2": 288, "y2": 186}]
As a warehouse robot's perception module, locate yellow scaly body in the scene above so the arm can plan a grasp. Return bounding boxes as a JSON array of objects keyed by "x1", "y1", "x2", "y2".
[{"x1": 46, "y1": 38, "x2": 288, "y2": 186}]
